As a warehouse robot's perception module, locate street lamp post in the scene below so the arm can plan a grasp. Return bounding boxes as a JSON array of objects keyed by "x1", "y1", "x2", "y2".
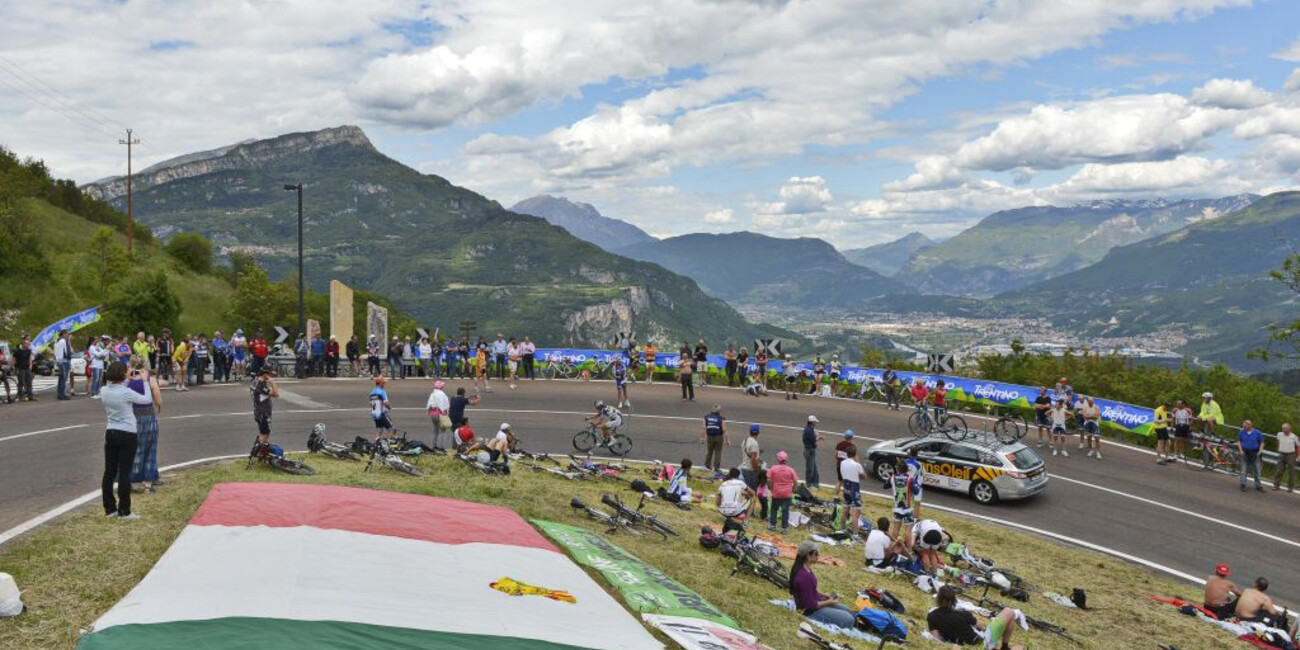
[{"x1": 284, "y1": 184, "x2": 305, "y2": 339}]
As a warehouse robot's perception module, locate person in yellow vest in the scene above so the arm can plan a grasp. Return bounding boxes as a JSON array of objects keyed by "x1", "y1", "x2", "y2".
[{"x1": 171, "y1": 337, "x2": 192, "y2": 392}]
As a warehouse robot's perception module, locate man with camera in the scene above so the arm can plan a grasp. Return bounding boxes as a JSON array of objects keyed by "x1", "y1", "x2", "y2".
[{"x1": 251, "y1": 368, "x2": 280, "y2": 444}]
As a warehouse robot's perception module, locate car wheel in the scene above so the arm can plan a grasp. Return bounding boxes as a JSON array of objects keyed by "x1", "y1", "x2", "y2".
[
  {"x1": 971, "y1": 480, "x2": 998, "y2": 505},
  {"x1": 874, "y1": 460, "x2": 895, "y2": 482}
]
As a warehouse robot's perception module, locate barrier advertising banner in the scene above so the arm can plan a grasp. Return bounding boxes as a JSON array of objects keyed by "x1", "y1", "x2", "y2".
[
  {"x1": 643, "y1": 615, "x2": 777, "y2": 650},
  {"x1": 532, "y1": 348, "x2": 1155, "y2": 436},
  {"x1": 32, "y1": 306, "x2": 101, "y2": 352},
  {"x1": 533, "y1": 520, "x2": 740, "y2": 628}
]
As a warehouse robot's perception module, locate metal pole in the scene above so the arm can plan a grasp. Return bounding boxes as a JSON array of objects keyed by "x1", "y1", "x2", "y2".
[
  {"x1": 119, "y1": 128, "x2": 140, "y2": 255},
  {"x1": 296, "y1": 184, "x2": 305, "y2": 339}
]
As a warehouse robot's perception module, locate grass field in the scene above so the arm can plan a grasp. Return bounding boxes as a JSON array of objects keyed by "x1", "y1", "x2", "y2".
[{"x1": 0, "y1": 451, "x2": 1236, "y2": 650}]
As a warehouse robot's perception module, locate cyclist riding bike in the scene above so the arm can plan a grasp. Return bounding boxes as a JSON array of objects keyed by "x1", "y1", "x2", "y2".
[{"x1": 587, "y1": 400, "x2": 624, "y2": 441}]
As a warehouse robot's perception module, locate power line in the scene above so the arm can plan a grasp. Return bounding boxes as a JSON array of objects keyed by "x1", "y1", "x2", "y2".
[
  {"x1": 0, "y1": 55, "x2": 128, "y2": 131},
  {"x1": 0, "y1": 73, "x2": 120, "y2": 140}
]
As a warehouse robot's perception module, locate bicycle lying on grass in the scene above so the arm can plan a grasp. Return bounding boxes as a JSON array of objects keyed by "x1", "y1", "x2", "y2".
[
  {"x1": 364, "y1": 437, "x2": 423, "y2": 476},
  {"x1": 976, "y1": 593, "x2": 1079, "y2": 645},
  {"x1": 306, "y1": 424, "x2": 360, "y2": 461},
  {"x1": 568, "y1": 454, "x2": 629, "y2": 483},
  {"x1": 723, "y1": 528, "x2": 790, "y2": 590},
  {"x1": 246, "y1": 439, "x2": 316, "y2": 475},
  {"x1": 570, "y1": 496, "x2": 642, "y2": 535},
  {"x1": 600, "y1": 493, "x2": 678, "y2": 537}
]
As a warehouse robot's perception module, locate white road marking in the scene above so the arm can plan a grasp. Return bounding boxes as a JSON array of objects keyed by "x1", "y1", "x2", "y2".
[
  {"x1": 0, "y1": 424, "x2": 88, "y2": 444},
  {"x1": 1050, "y1": 473, "x2": 1300, "y2": 550}
]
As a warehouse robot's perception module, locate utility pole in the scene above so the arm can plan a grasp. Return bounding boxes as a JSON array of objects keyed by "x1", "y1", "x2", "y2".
[
  {"x1": 283, "y1": 184, "x2": 305, "y2": 338},
  {"x1": 118, "y1": 128, "x2": 140, "y2": 255}
]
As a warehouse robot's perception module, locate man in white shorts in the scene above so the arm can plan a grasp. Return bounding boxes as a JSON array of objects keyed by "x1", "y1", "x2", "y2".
[
  {"x1": 716, "y1": 467, "x2": 754, "y2": 518},
  {"x1": 1050, "y1": 399, "x2": 1070, "y2": 457}
]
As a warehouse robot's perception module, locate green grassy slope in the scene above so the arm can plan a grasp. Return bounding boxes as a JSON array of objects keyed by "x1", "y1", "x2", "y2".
[{"x1": 0, "y1": 198, "x2": 232, "y2": 339}]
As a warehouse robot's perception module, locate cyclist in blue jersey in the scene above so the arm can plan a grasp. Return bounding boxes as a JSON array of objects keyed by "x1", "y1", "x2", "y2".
[
  {"x1": 612, "y1": 356, "x2": 631, "y2": 409},
  {"x1": 369, "y1": 376, "x2": 395, "y2": 439},
  {"x1": 587, "y1": 400, "x2": 624, "y2": 441}
]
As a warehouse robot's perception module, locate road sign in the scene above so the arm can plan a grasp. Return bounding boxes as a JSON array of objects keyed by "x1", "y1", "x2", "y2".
[
  {"x1": 754, "y1": 338, "x2": 783, "y2": 358},
  {"x1": 417, "y1": 328, "x2": 429, "y2": 340},
  {"x1": 926, "y1": 353, "x2": 954, "y2": 374},
  {"x1": 274, "y1": 326, "x2": 289, "y2": 345}
]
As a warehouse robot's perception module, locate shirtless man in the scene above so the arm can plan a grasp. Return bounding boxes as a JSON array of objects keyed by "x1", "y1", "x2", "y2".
[
  {"x1": 1203, "y1": 563, "x2": 1241, "y2": 619},
  {"x1": 1236, "y1": 577, "x2": 1281, "y2": 625}
]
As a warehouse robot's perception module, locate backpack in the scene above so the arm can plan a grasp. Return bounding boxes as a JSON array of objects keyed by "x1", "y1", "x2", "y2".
[
  {"x1": 854, "y1": 608, "x2": 907, "y2": 640},
  {"x1": 1071, "y1": 588, "x2": 1088, "y2": 610},
  {"x1": 862, "y1": 588, "x2": 905, "y2": 614}
]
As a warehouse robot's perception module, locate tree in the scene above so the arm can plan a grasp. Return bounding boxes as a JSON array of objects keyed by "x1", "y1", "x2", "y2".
[
  {"x1": 101, "y1": 270, "x2": 181, "y2": 335},
  {"x1": 1253, "y1": 254, "x2": 1300, "y2": 362},
  {"x1": 166, "y1": 232, "x2": 213, "y2": 274},
  {"x1": 0, "y1": 202, "x2": 46, "y2": 277},
  {"x1": 225, "y1": 250, "x2": 258, "y2": 285},
  {"x1": 84, "y1": 227, "x2": 131, "y2": 293},
  {"x1": 226, "y1": 266, "x2": 294, "y2": 335}
]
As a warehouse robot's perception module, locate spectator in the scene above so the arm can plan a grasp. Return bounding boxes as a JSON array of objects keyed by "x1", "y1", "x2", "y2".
[
  {"x1": 1153, "y1": 400, "x2": 1171, "y2": 465},
  {"x1": 429, "y1": 335, "x2": 444, "y2": 378},
  {"x1": 1049, "y1": 397, "x2": 1069, "y2": 457},
  {"x1": 308, "y1": 335, "x2": 324, "y2": 377},
  {"x1": 767, "y1": 451, "x2": 798, "y2": 532},
  {"x1": 1236, "y1": 577, "x2": 1281, "y2": 624},
  {"x1": 1199, "y1": 392, "x2": 1225, "y2": 439},
  {"x1": 192, "y1": 333, "x2": 209, "y2": 385},
  {"x1": 115, "y1": 336, "x2": 132, "y2": 365},
  {"x1": 521, "y1": 336, "x2": 536, "y2": 380},
  {"x1": 448, "y1": 386, "x2": 481, "y2": 429},
  {"x1": 912, "y1": 519, "x2": 950, "y2": 574},
  {"x1": 127, "y1": 356, "x2": 163, "y2": 494},
  {"x1": 1172, "y1": 399, "x2": 1194, "y2": 463},
  {"x1": 211, "y1": 331, "x2": 228, "y2": 383},
  {"x1": 834, "y1": 429, "x2": 854, "y2": 482},
  {"x1": 700, "y1": 404, "x2": 727, "y2": 471},
  {"x1": 754, "y1": 468, "x2": 770, "y2": 522},
  {"x1": 293, "y1": 333, "x2": 308, "y2": 379},
  {"x1": 415, "y1": 337, "x2": 431, "y2": 378},
  {"x1": 100, "y1": 361, "x2": 154, "y2": 520},
  {"x1": 346, "y1": 334, "x2": 360, "y2": 376},
  {"x1": 755, "y1": 347, "x2": 768, "y2": 388},
  {"x1": 387, "y1": 337, "x2": 402, "y2": 379},
  {"x1": 741, "y1": 424, "x2": 762, "y2": 491},
  {"x1": 789, "y1": 541, "x2": 856, "y2": 628},
  {"x1": 1238, "y1": 419, "x2": 1264, "y2": 492},
  {"x1": 131, "y1": 332, "x2": 151, "y2": 368},
  {"x1": 783, "y1": 355, "x2": 800, "y2": 400},
  {"x1": 250, "y1": 367, "x2": 279, "y2": 444},
  {"x1": 1033, "y1": 387, "x2": 1052, "y2": 448},
  {"x1": 836, "y1": 444, "x2": 866, "y2": 534},
  {"x1": 52, "y1": 332, "x2": 72, "y2": 397},
  {"x1": 1204, "y1": 563, "x2": 1241, "y2": 620},
  {"x1": 13, "y1": 334, "x2": 35, "y2": 401},
  {"x1": 426, "y1": 380, "x2": 452, "y2": 450},
  {"x1": 155, "y1": 329, "x2": 174, "y2": 382},
  {"x1": 802, "y1": 415, "x2": 823, "y2": 487},
  {"x1": 230, "y1": 329, "x2": 247, "y2": 379},
  {"x1": 929, "y1": 585, "x2": 1024, "y2": 650},
  {"x1": 678, "y1": 354, "x2": 695, "y2": 401},
  {"x1": 326, "y1": 335, "x2": 340, "y2": 377},
  {"x1": 643, "y1": 341, "x2": 657, "y2": 383},
  {"x1": 664, "y1": 458, "x2": 693, "y2": 503},
  {"x1": 812, "y1": 354, "x2": 825, "y2": 395},
  {"x1": 492, "y1": 332, "x2": 508, "y2": 380},
  {"x1": 737, "y1": 346, "x2": 749, "y2": 385},
  {"x1": 89, "y1": 335, "x2": 110, "y2": 398},
  {"x1": 169, "y1": 336, "x2": 189, "y2": 391},
  {"x1": 906, "y1": 447, "x2": 926, "y2": 518},
  {"x1": 716, "y1": 467, "x2": 753, "y2": 518},
  {"x1": 403, "y1": 336, "x2": 416, "y2": 379},
  {"x1": 366, "y1": 335, "x2": 381, "y2": 377},
  {"x1": 882, "y1": 364, "x2": 901, "y2": 410},
  {"x1": 369, "y1": 376, "x2": 395, "y2": 439},
  {"x1": 249, "y1": 330, "x2": 268, "y2": 377},
  {"x1": 1080, "y1": 395, "x2": 1102, "y2": 460},
  {"x1": 507, "y1": 338, "x2": 521, "y2": 390},
  {"x1": 889, "y1": 457, "x2": 921, "y2": 547},
  {"x1": 473, "y1": 344, "x2": 491, "y2": 394},
  {"x1": 459, "y1": 337, "x2": 473, "y2": 378},
  {"x1": 443, "y1": 337, "x2": 459, "y2": 379},
  {"x1": 864, "y1": 517, "x2": 900, "y2": 571},
  {"x1": 1052, "y1": 376, "x2": 1074, "y2": 404},
  {"x1": 724, "y1": 344, "x2": 737, "y2": 387},
  {"x1": 694, "y1": 339, "x2": 709, "y2": 387},
  {"x1": 1274, "y1": 423, "x2": 1296, "y2": 492},
  {"x1": 146, "y1": 334, "x2": 159, "y2": 373},
  {"x1": 829, "y1": 355, "x2": 842, "y2": 396}
]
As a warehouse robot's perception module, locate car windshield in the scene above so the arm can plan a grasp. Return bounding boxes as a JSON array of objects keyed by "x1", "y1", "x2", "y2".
[{"x1": 1006, "y1": 447, "x2": 1044, "y2": 470}]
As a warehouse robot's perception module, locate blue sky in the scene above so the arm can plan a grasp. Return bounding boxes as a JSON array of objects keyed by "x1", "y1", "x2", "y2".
[{"x1": 3, "y1": 0, "x2": 1300, "y2": 247}]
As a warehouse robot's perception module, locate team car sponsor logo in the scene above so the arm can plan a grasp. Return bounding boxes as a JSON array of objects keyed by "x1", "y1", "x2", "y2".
[{"x1": 918, "y1": 460, "x2": 1006, "y2": 483}]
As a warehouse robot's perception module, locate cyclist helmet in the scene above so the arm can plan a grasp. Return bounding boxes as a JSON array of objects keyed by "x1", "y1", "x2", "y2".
[
  {"x1": 595, "y1": 400, "x2": 605, "y2": 409},
  {"x1": 1202, "y1": 391, "x2": 1213, "y2": 398},
  {"x1": 699, "y1": 525, "x2": 720, "y2": 549},
  {"x1": 311, "y1": 423, "x2": 326, "y2": 437}
]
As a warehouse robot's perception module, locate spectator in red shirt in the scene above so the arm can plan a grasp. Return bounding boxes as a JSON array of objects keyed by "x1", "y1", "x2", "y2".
[
  {"x1": 909, "y1": 379, "x2": 929, "y2": 406},
  {"x1": 766, "y1": 450, "x2": 799, "y2": 533},
  {"x1": 834, "y1": 430, "x2": 855, "y2": 481},
  {"x1": 325, "y1": 336, "x2": 341, "y2": 377}
]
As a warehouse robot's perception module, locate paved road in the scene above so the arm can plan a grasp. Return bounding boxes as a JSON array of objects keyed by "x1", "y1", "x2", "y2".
[{"x1": 3, "y1": 376, "x2": 1298, "y2": 603}]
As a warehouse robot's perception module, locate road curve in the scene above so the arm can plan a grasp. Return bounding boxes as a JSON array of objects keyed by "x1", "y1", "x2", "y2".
[{"x1": 2, "y1": 376, "x2": 1297, "y2": 602}]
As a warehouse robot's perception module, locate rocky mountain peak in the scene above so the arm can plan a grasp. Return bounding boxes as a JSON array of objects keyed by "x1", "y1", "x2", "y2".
[{"x1": 82, "y1": 125, "x2": 376, "y2": 202}]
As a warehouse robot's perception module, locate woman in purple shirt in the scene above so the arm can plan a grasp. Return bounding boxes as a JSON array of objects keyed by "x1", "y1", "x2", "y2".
[{"x1": 789, "y1": 541, "x2": 856, "y2": 628}]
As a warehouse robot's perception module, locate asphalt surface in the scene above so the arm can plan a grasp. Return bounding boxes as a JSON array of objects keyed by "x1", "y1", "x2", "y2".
[{"x1": 3, "y1": 375, "x2": 1299, "y2": 604}]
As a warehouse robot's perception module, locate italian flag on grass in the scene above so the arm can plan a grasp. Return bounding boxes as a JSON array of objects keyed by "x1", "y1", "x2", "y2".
[{"x1": 77, "y1": 482, "x2": 665, "y2": 650}]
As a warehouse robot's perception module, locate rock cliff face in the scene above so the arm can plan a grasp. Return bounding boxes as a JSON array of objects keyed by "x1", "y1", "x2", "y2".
[
  {"x1": 83, "y1": 126, "x2": 375, "y2": 201},
  {"x1": 562, "y1": 286, "x2": 652, "y2": 343}
]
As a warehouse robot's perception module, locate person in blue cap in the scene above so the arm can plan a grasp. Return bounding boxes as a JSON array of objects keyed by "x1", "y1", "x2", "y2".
[
  {"x1": 741, "y1": 424, "x2": 763, "y2": 491},
  {"x1": 834, "y1": 429, "x2": 855, "y2": 483}
]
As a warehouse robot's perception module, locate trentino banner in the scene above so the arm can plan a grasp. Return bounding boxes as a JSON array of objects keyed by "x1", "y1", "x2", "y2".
[{"x1": 32, "y1": 306, "x2": 101, "y2": 352}]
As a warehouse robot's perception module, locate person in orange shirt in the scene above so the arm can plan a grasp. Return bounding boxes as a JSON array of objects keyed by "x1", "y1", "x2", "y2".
[{"x1": 644, "y1": 342, "x2": 657, "y2": 383}]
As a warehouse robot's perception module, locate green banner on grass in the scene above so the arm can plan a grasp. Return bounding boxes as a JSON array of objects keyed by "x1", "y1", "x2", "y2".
[{"x1": 532, "y1": 520, "x2": 739, "y2": 628}]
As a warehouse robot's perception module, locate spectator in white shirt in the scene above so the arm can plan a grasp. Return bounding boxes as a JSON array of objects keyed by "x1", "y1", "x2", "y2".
[{"x1": 1274, "y1": 423, "x2": 1297, "y2": 492}]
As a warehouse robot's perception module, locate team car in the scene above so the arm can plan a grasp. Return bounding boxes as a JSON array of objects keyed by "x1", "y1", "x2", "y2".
[{"x1": 865, "y1": 434, "x2": 1048, "y2": 505}]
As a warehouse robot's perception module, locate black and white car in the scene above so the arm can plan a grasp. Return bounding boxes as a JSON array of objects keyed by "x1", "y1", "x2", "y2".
[{"x1": 865, "y1": 435, "x2": 1048, "y2": 505}]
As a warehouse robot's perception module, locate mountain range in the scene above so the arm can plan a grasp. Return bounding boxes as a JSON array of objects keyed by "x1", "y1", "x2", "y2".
[
  {"x1": 508, "y1": 195, "x2": 656, "y2": 252},
  {"x1": 617, "y1": 231, "x2": 907, "y2": 310},
  {"x1": 897, "y1": 195, "x2": 1259, "y2": 296},
  {"x1": 82, "y1": 126, "x2": 789, "y2": 347},
  {"x1": 842, "y1": 232, "x2": 934, "y2": 277}
]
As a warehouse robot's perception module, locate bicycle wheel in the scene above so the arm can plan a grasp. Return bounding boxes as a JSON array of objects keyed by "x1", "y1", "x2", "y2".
[
  {"x1": 907, "y1": 411, "x2": 928, "y2": 437},
  {"x1": 0, "y1": 377, "x2": 12, "y2": 404},
  {"x1": 993, "y1": 418, "x2": 1023, "y2": 445},
  {"x1": 609, "y1": 434, "x2": 633, "y2": 456},
  {"x1": 388, "y1": 457, "x2": 423, "y2": 476},
  {"x1": 1220, "y1": 448, "x2": 1241, "y2": 472},
  {"x1": 942, "y1": 415, "x2": 969, "y2": 442},
  {"x1": 274, "y1": 458, "x2": 316, "y2": 476},
  {"x1": 573, "y1": 430, "x2": 598, "y2": 452}
]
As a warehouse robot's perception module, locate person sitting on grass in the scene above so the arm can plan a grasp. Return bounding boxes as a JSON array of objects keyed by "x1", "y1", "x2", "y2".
[
  {"x1": 716, "y1": 467, "x2": 754, "y2": 519},
  {"x1": 664, "y1": 458, "x2": 694, "y2": 503},
  {"x1": 928, "y1": 585, "x2": 1025, "y2": 649},
  {"x1": 744, "y1": 380, "x2": 769, "y2": 397},
  {"x1": 790, "y1": 541, "x2": 856, "y2": 628},
  {"x1": 1203, "y1": 563, "x2": 1241, "y2": 620},
  {"x1": 487, "y1": 423, "x2": 515, "y2": 464},
  {"x1": 865, "y1": 516, "x2": 905, "y2": 572},
  {"x1": 454, "y1": 417, "x2": 477, "y2": 454}
]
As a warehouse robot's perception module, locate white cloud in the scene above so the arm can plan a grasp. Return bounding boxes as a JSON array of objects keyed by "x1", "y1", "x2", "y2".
[
  {"x1": 1046, "y1": 156, "x2": 1248, "y2": 199},
  {"x1": 1192, "y1": 78, "x2": 1272, "y2": 109},
  {"x1": 703, "y1": 208, "x2": 735, "y2": 225},
  {"x1": 1273, "y1": 38, "x2": 1300, "y2": 62},
  {"x1": 751, "y1": 176, "x2": 833, "y2": 216}
]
